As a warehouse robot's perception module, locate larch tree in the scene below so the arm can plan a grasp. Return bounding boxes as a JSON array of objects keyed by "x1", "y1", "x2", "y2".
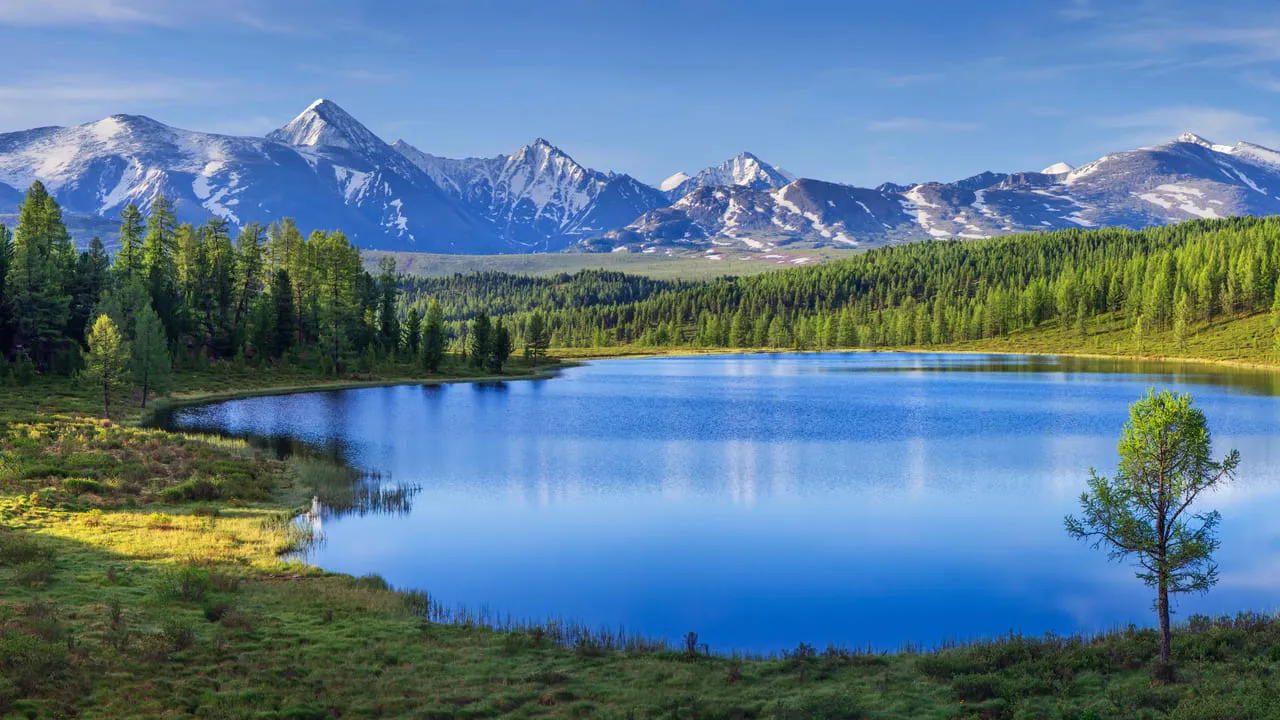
[
  {"x1": 270, "y1": 268, "x2": 296, "y2": 360},
  {"x1": 524, "y1": 311, "x2": 549, "y2": 366},
  {"x1": 131, "y1": 302, "x2": 170, "y2": 408},
  {"x1": 487, "y1": 318, "x2": 511, "y2": 373},
  {"x1": 469, "y1": 312, "x2": 491, "y2": 368},
  {"x1": 5, "y1": 182, "x2": 71, "y2": 369},
  {"x1": 422, "y1": 299, "x2": 445, "y2": 372},
  {"x1": 85, "y1": 314, "x2": 130, "y2": 418},
  {"x1": 1066, "y1": 389, "x2": 1239, "y2": 679},
  {"x1": 115, "y1": 203, "x2": 145, "y2": 285},
  {"x1": 404, "y1": 308, "x2": 422, "y2": 357}
]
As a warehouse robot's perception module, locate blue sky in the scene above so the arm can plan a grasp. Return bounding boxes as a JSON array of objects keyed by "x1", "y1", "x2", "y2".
[{"x1": 2, "y1": 0, "x2": 1279, "y2": 187}]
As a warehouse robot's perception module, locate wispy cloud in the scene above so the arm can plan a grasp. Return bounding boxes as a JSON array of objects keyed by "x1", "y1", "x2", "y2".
[
  {"x1": 1094, "y1": 106, "x2": 1280, "y2": 148},
  {"x1": 1245, "y1": 71, "x2": 1280, "y2": 93},
  {"x1": 866, "y1": 117, "x2": 979, "y2": 133},
  {"x1": 0, "y1": 0, "x2": 299, "y2": 33},
  {"x1": 298, "y1": 63, "x2": 401, "y2": 85},
  {"x1": 0, "y1": 76, "x2": 226, "y2": 127},
  {"x1": 878, "y1": 72, "x2": 944, "y2": 88},
  {"x1": 1058, "y1": 0, "x2": 1099, "y2": 22}
]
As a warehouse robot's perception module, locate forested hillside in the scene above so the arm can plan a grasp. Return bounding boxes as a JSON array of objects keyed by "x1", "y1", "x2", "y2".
[
  {"x1": 453, "y1": 217, "x2": 1280, "y2": 355},
  {"x1": 0, "y1": 181, "x2": 525, "y2": 395}
]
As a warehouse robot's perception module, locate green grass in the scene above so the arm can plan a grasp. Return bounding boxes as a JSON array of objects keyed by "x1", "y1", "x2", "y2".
[
  {"x1": 364, "y1": 248, "x2": 860, "y2": 281},
  {"x1": 4, "y1": 345, "x2": 1280, "y2": 718},
  {"x1": 562, "y1": 310, "x2": 1280, "y2": 374}
]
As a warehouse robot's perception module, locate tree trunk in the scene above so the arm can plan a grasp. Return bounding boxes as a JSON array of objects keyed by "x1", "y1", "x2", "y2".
[{"x1": 1158, "y1": 578, "x2": 1172, "y2": 663}]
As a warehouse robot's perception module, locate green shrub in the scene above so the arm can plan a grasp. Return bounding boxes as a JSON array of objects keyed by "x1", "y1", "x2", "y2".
[
  {"x1": 1105, "y1": 674, "x2": 1185, "y2": 714},
  {"x1": 951, "y1": 672, "x2": 1004, "y2": 702},
  {"x1": 161, "y1": 476, "x2": 223, "y2": 503},
  {"x1": 157, "y1": 565, "x2": 212, "y2": 602},
  {"x1": 0, "y1": 532, "x2": 52, "y2": 566},
  {"x1": 161, "y1": 618, "x2": 196, "y2": 651},
  {"x1": 0, "y1": 633, "x2": 71, "y2": 695},
  {"x1": 770, "y1": 689, "x2": 864, "y2": 720},
  {"x1": 202, "y1": 598, "x2": 234, "y2": 623},
  {"x1": 63, "y1": 477, "x2": 104, "y2": 495},
  {"x1": 352, "y1": 574, "x2": 389, "y2": 591},
  {"x1": 13, "y1": 560, "x2": 55, "y2": 589},
  {"x1": 915, "y1": 650, "x2": 987, "y2": 680}
]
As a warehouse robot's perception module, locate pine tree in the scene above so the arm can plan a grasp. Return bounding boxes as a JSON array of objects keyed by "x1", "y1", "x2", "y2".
[
  {"x1": 487, "y1": 318, "x2": 512, "y2": 374},
  {"x1": 422, "y1": 299, "x2": 445, "y2": 372},
  {"x1": 142, "y1": 195, "x2": 180, "y2": 341},
  {"x1": 403, "y1": 308, "x2": 422, "y2": 357},
  {"x1": 469, "y1": 312, "x2": 491, "y2": 368},
  {"x1": 115, "y1": 204, "x2": 144, "y2": 285},
  {"x1": 524, "y1": 311, "x2": 549, "y2": 366},
  {"x1": 271, "y1": 269, "x2": 296, "y2": 360},
  {"x1": 69, "y1": 237, "x2": 111, "y2": 345},
  {"x1": 5, "y1": 182, "x2": 71, "y2": 370},
  {"x1": 376, "y1": 256, "x2": 400, "y2": 355},
  {"x1": 232, "y1": 223, "x2": 266, "y2": 344},
  {"x1": 131, "y1": 302, "x2": 170, "y2": 408},
  {"x1": 84, "y1": 314, "x2": 130, "y2": 418},
  {"x1": 0, "y1": 223, "x2": 12, "y2": 357}
]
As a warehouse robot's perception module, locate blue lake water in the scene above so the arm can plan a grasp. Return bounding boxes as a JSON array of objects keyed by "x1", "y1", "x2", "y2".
[{"x1": 162, "y1": 353, "x2": 1280, "y2": 652}]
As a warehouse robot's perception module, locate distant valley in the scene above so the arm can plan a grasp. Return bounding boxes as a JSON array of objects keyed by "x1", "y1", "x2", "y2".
[{"x1": 3, "y1": 99, "x2": 1280, "y2": 255}]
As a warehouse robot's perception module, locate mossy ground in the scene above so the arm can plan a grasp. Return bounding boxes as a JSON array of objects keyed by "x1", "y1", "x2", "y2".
[{"x1": 3, "y1": 348, "x2": 1280, "y2": 718}]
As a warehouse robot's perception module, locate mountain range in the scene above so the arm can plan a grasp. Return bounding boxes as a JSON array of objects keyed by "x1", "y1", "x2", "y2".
[{"x1": 2, "y1": 99, "x2": 1279, "y2": 255}]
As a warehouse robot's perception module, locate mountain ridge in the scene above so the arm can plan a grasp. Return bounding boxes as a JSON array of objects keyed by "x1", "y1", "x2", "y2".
[{"x1": 2, "y1": 100, "x2": 1279, "y2": 256}]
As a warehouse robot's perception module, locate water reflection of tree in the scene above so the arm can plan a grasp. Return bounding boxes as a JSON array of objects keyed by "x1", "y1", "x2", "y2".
[{"x1": 836, "y1": 355, "x2": 1280, "y2": 397}]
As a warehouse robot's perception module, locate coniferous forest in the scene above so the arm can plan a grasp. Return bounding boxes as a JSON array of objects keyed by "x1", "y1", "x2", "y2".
[
  {"x1": 7, "y1": 177, "x2": 1280, "y2": 401},
  {"x1": 0, "y1": 181, "x2": 527, "y2": 406},
  {"x1": 405, "y1": 216, "x2": 1280, "y2": 357}
]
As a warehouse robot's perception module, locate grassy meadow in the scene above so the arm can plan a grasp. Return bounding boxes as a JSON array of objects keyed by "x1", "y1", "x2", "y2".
[
  {"x1": 363, "y1": 248, "x2": 859, "y2": 282},
  {"x1": 3, "y1": 342, "x2": 1280, "y2": 718}
]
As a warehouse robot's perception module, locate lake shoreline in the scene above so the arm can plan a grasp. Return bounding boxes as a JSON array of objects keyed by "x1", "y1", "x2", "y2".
[
  {"x1": 147, "y1": 360, "x2": 580, "y2": 418},
  {"x1": 555, "y1": 344, "x2": 1280, "y2": 375}
]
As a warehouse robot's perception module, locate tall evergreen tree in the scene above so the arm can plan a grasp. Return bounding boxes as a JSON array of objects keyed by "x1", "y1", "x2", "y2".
[
  {"x1": 69, "y1": 236, "x2": 111, "y2": 345},
  {"x1": 487, "y1": 318, "x2": 512, "y2": 374},
  {"x1": 142, "y1": 195, "x2": 180, "y2": 341},
  {"x1": 5, "y1": 182, "x2": 72, "y2": 369},
  {"x1": 131, "y1": 302, "x2": 170, "y2": 408},
  {"x1": 270, "y1": 268, "x2": 296, "y2": 360},
  {"x1": 469, "y1": 312, "x2": 491, "y2": 368},
  {"x1": 84, "y1": 314, "x2": 130, "y2": 418},
  {"x1": 115, "y1": 204, "x2": 144, "y2": 285},
  {"x1": 0, "y1": 223, "x2": 11, "y2": 357},
  {"x1": 233, "y1": 223, "x2": 266, "y2": 340},
  {"x1": 422, "y1": 299, "x2": 445, "y2": 372},
  {"x1": 377, "y1": 256, "x2": 400, "y2": 355},
  {"x1": 404, "y1": 308, "x2": 422, "y2": 357},
  {"x1": 524, "y1": 311, "x2": 549, "y2": 366}
]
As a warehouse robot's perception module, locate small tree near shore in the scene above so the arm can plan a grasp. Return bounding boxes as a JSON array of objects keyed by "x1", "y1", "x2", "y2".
[
  {"x1": 1066, "y1": 388, "x2": 1239, "y2": 680},
  {"x1": 85, "y1": 314, "x2": 130, "y2": 418}
]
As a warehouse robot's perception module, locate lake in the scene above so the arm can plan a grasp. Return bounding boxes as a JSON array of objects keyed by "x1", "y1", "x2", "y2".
[{"x1": 159, "y1": 353, "x2": 1280, "y2": 653}]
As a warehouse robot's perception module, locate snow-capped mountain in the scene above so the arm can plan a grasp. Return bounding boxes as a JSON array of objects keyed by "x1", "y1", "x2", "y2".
[
  {"x1": 4, "y1": 100, "x2": 1280, "y2": 257},
  {"x1": 393, "y1": 138, "x2": 666, "y2": 251},
  {"x1": 586, "y1": 134, "x2": 1280, "y2": 254},
  {"x1": 0, "y1": 100, "x2": 497, "y2": 253},
  {"x1": 659, "y1": 152, "x2": 794, "y2": 200}
]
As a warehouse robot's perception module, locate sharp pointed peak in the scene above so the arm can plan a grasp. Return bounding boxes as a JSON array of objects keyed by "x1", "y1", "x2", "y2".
[
  {"x1": 1175, "y1": 131, "x2": 1214, "y2": 147},
  {"x1": 268, "y1": 98, "x2": 384, "y2": 151}
]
